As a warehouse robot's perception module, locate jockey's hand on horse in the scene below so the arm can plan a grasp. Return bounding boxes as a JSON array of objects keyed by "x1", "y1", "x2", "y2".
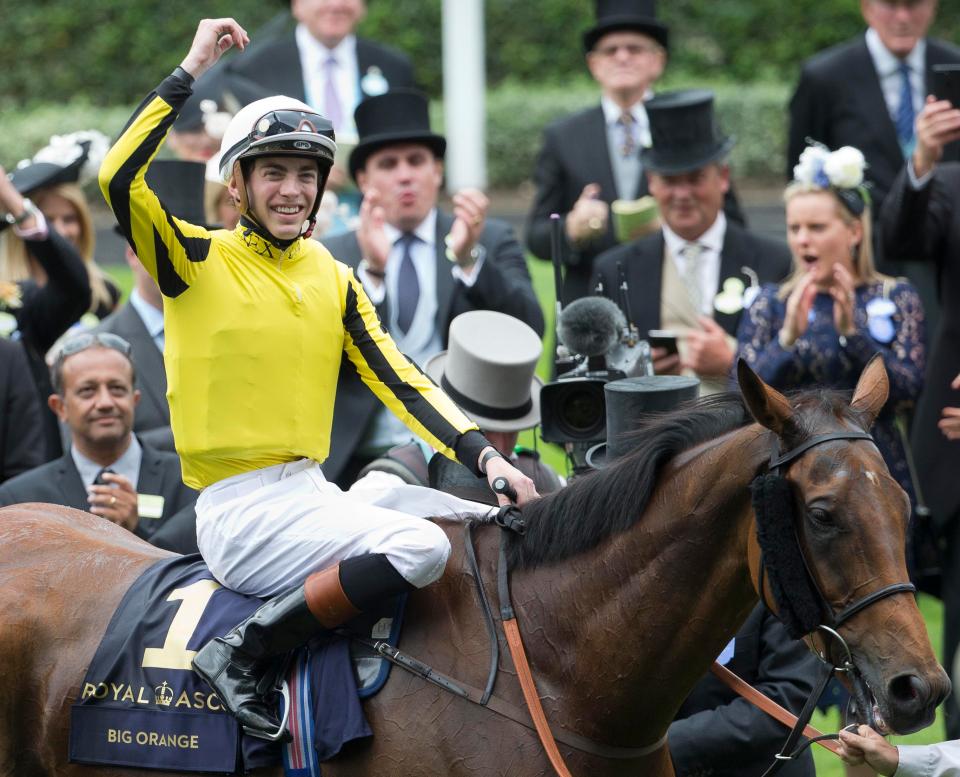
[
  {"x1": 837, "y1": 725, "x2": 898, "y2": 776},
  {"x1": 88, "y1": 472, "x2": 140, "y2": 532},
  {"x1": 481, "y1": 448, "x2": 539, "y2": 506}
]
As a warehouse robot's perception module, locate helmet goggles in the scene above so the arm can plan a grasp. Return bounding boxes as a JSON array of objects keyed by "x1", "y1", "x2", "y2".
[{"x1": 219, "y1": 109, "x2": 336, "y2": 182}]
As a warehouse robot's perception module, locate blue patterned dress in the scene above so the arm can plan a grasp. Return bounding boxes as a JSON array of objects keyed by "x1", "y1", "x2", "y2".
[{"x1": 735, "y1": 280, "x2": 926, "y2": 502}]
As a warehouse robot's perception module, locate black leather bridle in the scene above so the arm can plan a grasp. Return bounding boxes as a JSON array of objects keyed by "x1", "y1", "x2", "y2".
[{"x1": 755, "y1": 430, "x2": 917, "y2": 775}]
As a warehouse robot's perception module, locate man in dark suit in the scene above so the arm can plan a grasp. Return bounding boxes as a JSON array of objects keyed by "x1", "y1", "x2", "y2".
[
  {"x1": 880, "y1": 93, "x2": 960, "y2": 738},
  {"x1": 0, "y1": 339, "x2": 44, "y2": 484},
  {"x1": 787, "y1": 0, "x2": 960, "y2": 333},
  {"x1": 668, "y1": 605, "x2": 819, "y2": 777},
  {"x1": 0, "y1": 333, "x2": 198, "y2": 554},
  {"x1": 592, "y1": 90, "x2": 791, "y2": 395},
  {"x1": 525, "y1": 0, "x2": 744, "y2": 304},
  {"x1": 322, "y1": 89, "x2": 544, "y2": 487}
]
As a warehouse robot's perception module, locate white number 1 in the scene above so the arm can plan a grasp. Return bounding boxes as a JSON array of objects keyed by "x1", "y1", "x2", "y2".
[{"x1": 141, "y1": 579, "x2": 221, "y2": 670}]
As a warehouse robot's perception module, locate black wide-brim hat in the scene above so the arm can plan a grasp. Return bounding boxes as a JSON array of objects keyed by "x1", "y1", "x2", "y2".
[
  {"x1": 640, "y1": 89, "x2": 736, "y2": 175},
  {"x1": 349, "y1": 88, "x2": 446, "y2": 181},
  {"x1": 582, "y1": 0, "x2": 669, "y2": 53},
  {"x1": 585, "y1": 375, "x2": 700, "y2": 469}
]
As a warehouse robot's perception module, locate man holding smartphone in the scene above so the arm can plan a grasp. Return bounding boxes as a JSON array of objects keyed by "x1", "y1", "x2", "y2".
[
  {"x1": 590, "y1": 90, "x2": 790, "y2": 396},
  {"x1": 880, "y1": 91, "x2": 960, "y2": 739}
]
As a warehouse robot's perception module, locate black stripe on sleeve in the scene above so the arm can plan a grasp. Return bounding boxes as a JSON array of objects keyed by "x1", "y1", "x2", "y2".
[
  {"x1": 109, "y1": 111, "x2": 179, "y2": 248},
  {"x1": 153, "y1": 228, "x2": 189, "y2": 298},
  {"x1": 342, "y1": 281, "x2": 463, "y2": 449}
]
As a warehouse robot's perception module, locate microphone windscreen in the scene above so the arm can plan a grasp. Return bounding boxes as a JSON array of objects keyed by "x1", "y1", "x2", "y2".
[{"x1": 558, "y1": 296, "x2": 625, "y2": 357}]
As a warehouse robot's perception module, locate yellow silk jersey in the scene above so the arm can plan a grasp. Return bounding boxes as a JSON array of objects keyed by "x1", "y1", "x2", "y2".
[{"x1": 100, "y1": 73, "x2": 483, "y2": 490}]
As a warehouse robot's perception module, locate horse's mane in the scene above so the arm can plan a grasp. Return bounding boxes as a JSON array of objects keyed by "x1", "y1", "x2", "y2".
[{"x1": 508, "y1": 388, "x2": 868, "y2": 569}]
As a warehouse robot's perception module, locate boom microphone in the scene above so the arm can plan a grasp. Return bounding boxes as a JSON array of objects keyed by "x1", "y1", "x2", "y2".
[{"x1": 558, "y1": 296, "x2": 625, "y2": 357}]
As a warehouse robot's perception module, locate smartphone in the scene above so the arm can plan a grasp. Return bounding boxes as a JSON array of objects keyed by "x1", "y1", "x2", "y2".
[
  {"x1": 647, "y1": 329, "x2": 679, "y2": 356},
  {"x1": 931, "y1": 64, "x2": 960, "y2": 108}
]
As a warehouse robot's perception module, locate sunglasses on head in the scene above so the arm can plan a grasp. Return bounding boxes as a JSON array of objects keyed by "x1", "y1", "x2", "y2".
[{"x1": 57, "y1": 332, "x2": 132, "y2": 360}]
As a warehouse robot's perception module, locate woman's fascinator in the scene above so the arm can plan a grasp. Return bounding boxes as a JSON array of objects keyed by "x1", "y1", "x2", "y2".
[
  {"x1": 792, "y1": 142, "x2": 871, "y2": 216},
  {"x1": 8, "y1": 130, "x2": 111, "y2": 195}
]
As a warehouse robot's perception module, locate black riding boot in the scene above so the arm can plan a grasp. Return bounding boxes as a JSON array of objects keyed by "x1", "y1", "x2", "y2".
[
  {"x1": 192, "y1": 565, "x2": 358, "y2": 741},
  {"x1": 192, "y1": 554, "x2": 413, "y2": 741}
]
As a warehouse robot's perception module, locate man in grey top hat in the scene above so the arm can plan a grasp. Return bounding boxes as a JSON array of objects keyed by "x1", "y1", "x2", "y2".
[
  {"x1": 353, "y1": 310, "x2": 563, "y2": 499},
  {"x1": 591, "y1": 89, "x2": 791, "y2": 396}
]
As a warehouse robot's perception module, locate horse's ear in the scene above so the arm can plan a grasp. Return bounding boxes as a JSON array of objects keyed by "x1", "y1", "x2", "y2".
[
  {"x1": 737, "y1": 358, "x2": 794, "y2": 436},
  {"x1": 850, "y1": 354, "x2": 889, "y2": 429}
]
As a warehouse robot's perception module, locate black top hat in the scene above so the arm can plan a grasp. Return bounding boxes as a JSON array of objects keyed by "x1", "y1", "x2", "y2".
[
  {"x1": 348, "y1": 88, "x2": 446, "y2": 181},
  {"x1": 583, "y1": 0, "x2": 669, "y2": 53},
  {"x1": 640, "y1": 89, "x2": 736, "y2": 175},
  {"x1": 585, "y1": 375, "x2": 699, "y2": 469},
  {"x1": 174, "y1": 69, "x2": 272, "y2": 134}
]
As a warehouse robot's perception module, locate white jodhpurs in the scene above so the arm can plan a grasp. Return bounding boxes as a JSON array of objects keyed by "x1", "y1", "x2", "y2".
[{"x1": 195, "y1": 459, "x2": 496, "y2": 598}]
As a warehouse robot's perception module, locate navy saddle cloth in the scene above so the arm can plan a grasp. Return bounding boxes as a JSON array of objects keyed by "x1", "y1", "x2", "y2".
[{"x1": 70, "y1": 555, "x2": 404, "y2": 774}]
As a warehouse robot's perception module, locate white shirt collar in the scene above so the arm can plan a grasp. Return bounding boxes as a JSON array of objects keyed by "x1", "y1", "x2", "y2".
[
  {"x1": 865, "y1": 27, "x2": 925, "y2": 77},
  {"x1": 662, "y1": 211, "x2": 727, "y2": 257},
  {"x1": 383, "y1": 208, "x2": 438, "y2": 248},
  {"x1": 296, "y1": 25, "x2": 357, "y2": 73},
  {"x1": 600, "y1": 93, "x2": 650, "y2": 127},
  {"x1": 71, "y1": 435, "x2": 142, "y2": 490},
  {"x1": 128, "y1": 289, "x2": 164, "y2": 339}
]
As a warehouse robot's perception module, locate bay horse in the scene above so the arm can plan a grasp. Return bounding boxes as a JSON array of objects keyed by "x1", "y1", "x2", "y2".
[{"x1": 0, "y1": 358, "x2": 948, "y2": 777}]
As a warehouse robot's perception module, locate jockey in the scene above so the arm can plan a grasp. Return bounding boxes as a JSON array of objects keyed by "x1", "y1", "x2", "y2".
[{"x1": 99, "y1": 18, "x2": 538, "y2": 742}]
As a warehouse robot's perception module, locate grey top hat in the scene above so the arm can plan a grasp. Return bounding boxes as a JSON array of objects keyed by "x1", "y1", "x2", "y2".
[
  {"x1": 425, "y1": 310, "x2": 543, "y2": 433},
  {"x1": 586, "y1": 375, "x2": 700, "y2": 469},
  {"x1": 640, "y1": 89, "x2": 736, "y2": 176}
]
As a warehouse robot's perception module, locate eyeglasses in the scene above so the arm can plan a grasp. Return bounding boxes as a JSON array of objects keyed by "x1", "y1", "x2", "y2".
[
  {"x1": 250, "y1": 110, "x2": 332, "y2": 143},
  {"x1": 56, "y1": 332, "x2": 132, "y2": 360},
  {"x1": 594, "y1": 42, "x2": 663, "y2": 58}
]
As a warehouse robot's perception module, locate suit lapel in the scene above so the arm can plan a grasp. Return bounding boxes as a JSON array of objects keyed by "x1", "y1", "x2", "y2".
[
  {"x1": 117, "y1": 305, "x2": 168, "y2": 424},
  {"x1": 136, "y1": 445, "x2": 165, "y2": 498},
  {"x1": 714, "y1": 225, "x2": 754, "y2": 337},
  {"x1": 58, "y1": 454, "x2": 91, "y2": 511},
  {"x1": 583, "y1": 107, "x2": 618, "y2": 203},
  {"x1": 434, "y1": 211, "x2": 456, "y2": 331},
  {"x1": 849, "y1": 39, "x2": 903, "y2": 164}
]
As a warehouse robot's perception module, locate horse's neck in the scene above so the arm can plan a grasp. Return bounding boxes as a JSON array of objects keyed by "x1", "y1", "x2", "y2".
[{"x1": 512, "y1": 424, "x2": 771, "y2": 750}]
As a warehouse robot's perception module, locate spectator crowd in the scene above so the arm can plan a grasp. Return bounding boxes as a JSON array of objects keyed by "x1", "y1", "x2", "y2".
[{"x1": 3, "y1": 0, "x2": 960, "y2": 774}]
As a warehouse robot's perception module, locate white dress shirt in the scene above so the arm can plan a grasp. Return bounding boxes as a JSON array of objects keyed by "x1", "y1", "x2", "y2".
[
  {"x1": 296, "y1": 26, "x2": 360, "y2": 134},
  {"x1": 662, "y1": 212, "x2": 727, "y2": 317},
  {"x1": 865, "y1": 28, "x2": 926, "y2": 122}
]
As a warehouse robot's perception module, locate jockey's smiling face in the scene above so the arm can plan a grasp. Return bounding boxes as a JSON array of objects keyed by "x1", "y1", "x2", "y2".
[
  {"x1": 50, "y1": 347, "x2": 140, "y2": 451},
  {"x1": 238, "y1": 156, "x2": 320, "y2": 241}
]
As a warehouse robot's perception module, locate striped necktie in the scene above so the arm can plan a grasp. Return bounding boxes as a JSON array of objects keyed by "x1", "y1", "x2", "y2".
[
  {"x1": 323, "y1": 55, "x2": 343, "y2": 131},
  {"x1": 619, "y1": 111, "x2": 637, "y2": 158},
  {"x1": 895, "y1": 61, "x2": 915, "y2": 157},
  {"x1": 682, "y1": 242, "x2": 705, "y2": 313}
]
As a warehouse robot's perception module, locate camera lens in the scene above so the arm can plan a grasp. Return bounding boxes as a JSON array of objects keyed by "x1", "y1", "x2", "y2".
[
  {"x1": 540, "y1": 378, "x2": 607, "y2": 443},
  {"x1": 559, "y1": 386, "x2": 603, "y2": 435}
]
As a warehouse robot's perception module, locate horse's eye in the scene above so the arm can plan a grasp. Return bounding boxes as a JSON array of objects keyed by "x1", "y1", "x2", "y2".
[{"x1": 808, "y1": 507, "x2": 833, "y2": 526}]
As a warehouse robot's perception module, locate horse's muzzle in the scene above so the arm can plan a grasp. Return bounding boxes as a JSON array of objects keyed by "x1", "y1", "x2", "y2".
[{"x1": 884, "y1": 668, "x2": 951, "y2": 734}]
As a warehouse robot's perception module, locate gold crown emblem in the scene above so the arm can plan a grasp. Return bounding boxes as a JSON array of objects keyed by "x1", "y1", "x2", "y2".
[{"x1": 154, "y1": 681, "x2": 174, "y2": 706}]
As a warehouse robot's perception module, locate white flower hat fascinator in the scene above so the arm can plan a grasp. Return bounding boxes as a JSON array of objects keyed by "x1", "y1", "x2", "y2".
[
  {"x1": 8, "y1": 130, "x2": 111, "y2": 195},
  {"x1": 792, "y1": 142, "x2": 871, "y2": 216}
]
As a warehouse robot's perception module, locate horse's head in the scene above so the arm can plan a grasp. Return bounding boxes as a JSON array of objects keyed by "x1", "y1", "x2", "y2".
[{"x1": 737, "y1": 356, "x2": 949, "y2": 734}]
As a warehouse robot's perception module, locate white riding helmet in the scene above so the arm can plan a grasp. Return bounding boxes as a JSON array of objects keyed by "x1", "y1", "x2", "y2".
[
  {"x1": 217, "y1": 95, "x2": 336, "y2": 184},
  {"x1": 215, "y1": 95, "x2": 336, "y2": 239}
]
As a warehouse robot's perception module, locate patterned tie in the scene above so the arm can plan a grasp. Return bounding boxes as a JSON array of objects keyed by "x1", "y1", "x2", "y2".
[
  {"x1": 618, "y1": 111, "x2": 637, "y2": 158},
  {"x1": 895, "y1": 61, "x2": 915, "y2": 157},
  {"x1": 395, "y1": 233, "x2": 420, "y2": 335},
  {"x1": 323, "y1": 55, "x2": 343, "y2": 130},
  {"x1": 682, "y1": 242, "x2": 704, "y2": 314}
]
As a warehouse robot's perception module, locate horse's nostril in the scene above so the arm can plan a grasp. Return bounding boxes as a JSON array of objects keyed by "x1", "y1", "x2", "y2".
[{"x1": 889, "y1": 673, "x2": 928, "y2": 704}]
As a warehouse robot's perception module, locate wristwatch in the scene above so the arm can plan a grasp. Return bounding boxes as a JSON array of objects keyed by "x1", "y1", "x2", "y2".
[{"x1": 3, "y1": 198, "x2": 38, "y2": 227}]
